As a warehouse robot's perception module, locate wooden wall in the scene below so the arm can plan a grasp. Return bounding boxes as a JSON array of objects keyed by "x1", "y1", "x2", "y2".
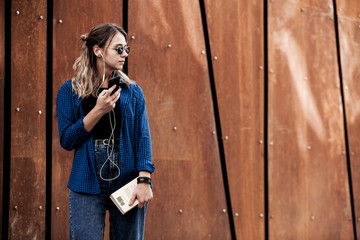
[{"x1": 1, "y1": 0, "x2": 360, "y2": 239}]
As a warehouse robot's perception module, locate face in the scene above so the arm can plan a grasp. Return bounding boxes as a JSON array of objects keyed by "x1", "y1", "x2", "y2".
[{"x1": 103, "y1": 32, "x2": 129, "y2": 72}]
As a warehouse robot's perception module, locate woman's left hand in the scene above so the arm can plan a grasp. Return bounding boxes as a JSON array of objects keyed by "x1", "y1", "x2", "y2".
[{"x1": 129, "y1": 183, "x2": 153, "y2": 208}]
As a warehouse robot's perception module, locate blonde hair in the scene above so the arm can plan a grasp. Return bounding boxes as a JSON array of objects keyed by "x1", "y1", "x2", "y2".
[{"x1": 71, "y1": 23, "x2": 133, "y2": 98}]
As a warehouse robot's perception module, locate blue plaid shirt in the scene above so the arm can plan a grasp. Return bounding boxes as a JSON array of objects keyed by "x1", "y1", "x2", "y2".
[{"x1": 57, "y1": 80, "x2": 155, "y2": 194}]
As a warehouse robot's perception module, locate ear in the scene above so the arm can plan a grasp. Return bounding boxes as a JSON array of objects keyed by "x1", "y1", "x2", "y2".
[{"x1": 93, "y1": 45, "x2": 102, "y2": 57}]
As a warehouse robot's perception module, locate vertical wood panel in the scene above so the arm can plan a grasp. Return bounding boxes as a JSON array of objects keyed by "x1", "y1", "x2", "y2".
[
  {"x1": 204, "y1": 0, "x2": 265, "y2": 239},
  {"x1": 268, "y1": 1, "x2": 353, "y2": 239},
  {"x1": 9, "y1": 0, "x2": 47, "y2": 238},
  {"x1": 128, "y1": 1, "x2": 231, "y2": 239},
  {"x1": 0, "y1": 0, "x2": 4, "y2": 235},
  {"x1": 337, "y1": 0, "x2": 360, "y2": 237},
  {"x1": 52, "y1": 1, "x2": 123, "y2": 239}
]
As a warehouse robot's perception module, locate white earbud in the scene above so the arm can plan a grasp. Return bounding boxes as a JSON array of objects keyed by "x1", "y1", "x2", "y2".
[{"x1": 98, "y1": 51, "x2": 103, "y2": 58}]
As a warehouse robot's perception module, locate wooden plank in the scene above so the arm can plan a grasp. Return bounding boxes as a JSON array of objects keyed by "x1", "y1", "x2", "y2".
[
  {"x1": 52, "y1": 1, "x2": 123, "y2": 239},
  {"x1": 204, "y1": 0, "x2": 265, "y2": 239},
  {"x1": 128, "y1": 1, "x2": 231, "y2": 239},
  {"x1": 268, "y1": 1, "x2": 353, "y2": 239},
  {"x1": 9, "y1": 0, "x2": 47, "y2": 238},
  {"x1": 336, "y1": 0, "x2": 360, "y2": 237},
  {"x1": 0, "y1": 0, "x2": 5, "y2": 235}
]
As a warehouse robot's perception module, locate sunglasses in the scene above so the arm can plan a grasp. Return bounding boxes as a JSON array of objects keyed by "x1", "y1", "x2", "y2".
[{"x1": 115, "y1": 45, "x2": 130, "y2": 55}]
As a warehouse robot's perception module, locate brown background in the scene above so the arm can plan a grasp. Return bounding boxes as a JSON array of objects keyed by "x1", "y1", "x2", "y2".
[{"x1": 1, "y1": 0, "x2": 360, "y2": 239}]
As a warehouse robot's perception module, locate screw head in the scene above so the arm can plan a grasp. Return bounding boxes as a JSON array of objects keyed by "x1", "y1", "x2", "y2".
[
  {"x1": 259, "y1": 66, "x2": 263, "y2": 70},
  {"x1": 311, "y1": 216, "x2": 315, "y2": 220},
  {"x1": 235, "y1": 213, "x2": 239, "y2": 217},
  {"x1": 173, "y1": 126, "x2": 177, "y2": 131},
  {"x1": 167, "y1": 44, "x2": 172, "y2": 48},
  {"x1": 178, "y1": 209, "x2": 183, "y2": 213},
  {"x1": 16, "y1": 107, "x2": 20, "y2": 112},
  {"x1": 38, "y1": 110, "x2": 42, "y2": 115},
  {"x1": 214, "y1": 56, "x2": 218, "y2": 60},
  {"x1": 260, "y1": 213, "x2": 264, "y2": 218},
  {"x1": 56, "y1": 207, "x2": 60, "y2": 211},
  {"x1": 307, "y1": 145, "x2": 311, "y2": 150},
  {"x1": 212, "y1": 131, "x2": 216, "y2": 135},
  {"x1": 259, "y1": 140, "x2": 263, "y2": 144},
  {"x1": 222, "y1": 209, "x2": 227, "y2": 213},
  {"x1": 224, "y1": 136, "x2": 229, "y2": 140},
  {"x1": 58, "y1": 19, "x2": 63, "y2": 23},
  {"x1": 131, "y1": 36, "x2": 135, "y2": 40},
  {"x1": 16, "y1": 11, "x2": 20, "y2": 15},
  {"x1": 39, "y1": 206, "x2": 43, "y2": 210},
  {"x1": 201, "y1": 50, "x2": 205, "y2": 55},
  {"x1": 39, "y1": 15, "x2": 44, "y2": 20},
  {"x1": 14, "y1": 206, "x2": 18, "y2": 210}
]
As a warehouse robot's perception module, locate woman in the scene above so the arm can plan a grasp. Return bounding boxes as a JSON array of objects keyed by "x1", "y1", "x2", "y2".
[{"x1": 56, "y1": 23, "x2": 155, "y2": 240}]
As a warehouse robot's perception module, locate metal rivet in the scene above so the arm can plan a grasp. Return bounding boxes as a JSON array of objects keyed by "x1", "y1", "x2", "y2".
[
  {"x1": 270, "y1": 69, "x2": 274, "y2": 73},
  {"x1": 269, "y1": 141, "x2": 274, "y2": 145},
  {"x1": 259, "y1": 66, "x2": 263, "y2": 70},
  {"x1": 328, "y1": 5, "x2": 333, "y2": 9},
  {"x1": 339, "y1": 19, "x2": 344, "y2": 23},
  {"x1": 201, "y1": 50, "x2": 206, "y2": 55},
  {"x1": 16, "y1": 11, "x2": 20, "y2": 15},
  {"x1": 235, "y1": 213, "x2": 239, "y2": 217},
  {"x1": 270, "y1": 215, "x2": 274, "y2": 219},
  {"x1": 38, "y1": 110, "x2": 42, "y2": 115},
  {"x1": 173, "y1": 126, "x2": 177, "y2": 131},
  {"x1": 178, "y1": 209, "x2": 183, "y2": 213},
  {"x1": 259, "y1": 140, "x2": 263, "y2": 144},
  {"x1": 212, "y1": 131, "x2": 216, "y2": 135},
  {"x1": 342, "y1": 151, "x2": 346, "y2": 155},
  {"x1": 336, "y1": 84, "x2": 340, "y2": 88},
  {"x1": 167, "y1": 44, "x2": 172, "y2": 48},
  {"x1": 301, "y1": 8, "x2": 305, "y2": 12},
  {"x1": 307, "y1": 145, "x2": 311, "y2": 150},
  {"x1": 357, "y1": 218, "x2": 360, "y2": 222},
  {"x1": 58, "y1": 19, "x2": 62, "y2": 23},
  {"x1": 311, "y1": 216, "x2": 315, "y2": 220},
  {"x1": 131, "y1": 36, "x2": 135, "y2": 40},
  {"x1": 222, "y1": 209, "x2": 227, "y2": 213},
  {"x1": 214, "y1": 56, "x2": 218, "y2": 60},
  {"x1": 14, "y1": 206, "x2": 18, "y2": 210},
  {"x1": 345, "y1": 85, "x2": 348, "y2": 90},
  {"x1": 351, "y1": 152, "x2": 355, "y2": 156},
  {"x1": 56, "y1": 207, "x2": 60, "y2": 211},
  {"x1": 224, "y1": 136, "x2": 229, "y2": 140},
  {"x1": 39, "y1": 15, "x2": 44, "y2": 20},
  {"x1": 338, "y1": 8, "x2": 342, "y2": 12},
  {"x1": 39, "y1": 206, "x2": 43, "y2": 210},
  {"x1": 260, "y1": 213, "x2": 264, "y2": 218},
  {"x1": 16, "y1": 107, "x2": 20, "y2": 112},
  {"x1": 330, "y1": 16, "x2": 334, "y2": 20}
]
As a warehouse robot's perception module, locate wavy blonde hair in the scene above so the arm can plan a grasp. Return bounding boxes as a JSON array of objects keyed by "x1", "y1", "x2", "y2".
[{"x1": 71, "y1": 23, "x2": 133, "y2": 98}]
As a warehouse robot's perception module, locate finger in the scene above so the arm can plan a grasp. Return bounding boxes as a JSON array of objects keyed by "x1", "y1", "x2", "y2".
[{"x1": 129, "y1": 192, "x2": 137, "y2": 206}]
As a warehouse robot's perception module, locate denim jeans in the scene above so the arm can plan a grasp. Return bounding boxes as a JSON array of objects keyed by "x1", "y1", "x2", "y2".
[{"x1": 69, "y1": 140, "x2": 146, "y2": 240}]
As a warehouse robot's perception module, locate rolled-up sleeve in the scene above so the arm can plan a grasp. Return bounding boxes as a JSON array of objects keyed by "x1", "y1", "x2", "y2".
[{"x1": 56, "y1": 82, "x2": 92, "y2": 151}]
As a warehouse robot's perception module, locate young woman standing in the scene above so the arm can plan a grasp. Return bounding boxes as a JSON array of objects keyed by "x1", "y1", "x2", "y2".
[{"x1": 56, "y1": 23, "x2": 155, "y2": 240}]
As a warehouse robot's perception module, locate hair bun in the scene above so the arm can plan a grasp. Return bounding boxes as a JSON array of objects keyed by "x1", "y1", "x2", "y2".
[{"x1": 80, "y1": 33, "x2": 88, "y2": 41}]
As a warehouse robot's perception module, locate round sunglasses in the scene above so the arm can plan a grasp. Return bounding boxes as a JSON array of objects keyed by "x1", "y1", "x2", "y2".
[{"x1": 115, "y1": 45, "x2": 130, "y2": 55}]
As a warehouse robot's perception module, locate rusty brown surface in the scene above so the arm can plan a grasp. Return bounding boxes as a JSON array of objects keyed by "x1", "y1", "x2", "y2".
[
  {"x1": 0, "y1": 0, "x2": 4, "y2": 235},
  {"x1": 9, "y1": 0, "x2": 47, "y2": 239},
  {"x1": 337, "y1": 0, "x2": 360, "y2": 238},
  {"x1": 52, "y1": 1, "x2": 123, "y2": 239},
  {"x1": 128, "y1": 1, "x2": 231, "y2": 239},
  {"x1": 204, "y1": 0, "x2": 265, "y2": 239},
  {"x1": 268, "y1": 1, "x2": 353, "y2": 239}
]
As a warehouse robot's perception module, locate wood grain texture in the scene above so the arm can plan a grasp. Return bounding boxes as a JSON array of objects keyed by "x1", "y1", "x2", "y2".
[
  {"x1": 9, "y1": 0, "x2": 47, "y2": 238},
  {"x1": 128, "y1": 1, "x2": 231, "y2": 239},
  {"x1": 204, "y1": 0, "x2": 265, "y2": 239},
  {"x1": 336, "y1": 0, "x2": 360, "y2": 238},
  {"x1": 52, "y1": 1, "x2": 123, "y2": 239},
  {"x1": 268, "y1": 0, "x2": 353, "y2": 239}
]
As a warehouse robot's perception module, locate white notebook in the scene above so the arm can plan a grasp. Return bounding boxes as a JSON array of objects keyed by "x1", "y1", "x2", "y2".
[{"x1": 110, "y1": 178, "x2": 139, "y2": 214}]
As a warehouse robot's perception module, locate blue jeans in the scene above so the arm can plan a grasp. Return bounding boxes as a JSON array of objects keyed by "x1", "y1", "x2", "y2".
[{"x1": 69, "y1": 140, "x2": 146, "y2": 240}]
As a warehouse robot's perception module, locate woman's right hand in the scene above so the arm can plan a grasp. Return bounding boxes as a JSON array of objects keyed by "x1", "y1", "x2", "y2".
[{"x1": 95, "y1": 85, "x2": 121, "y2": 114}]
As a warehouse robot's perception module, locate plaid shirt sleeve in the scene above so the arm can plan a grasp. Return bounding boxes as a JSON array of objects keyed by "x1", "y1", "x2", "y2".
[
  {"x1": 56, "y1": 81, "x2": 92, "y2": 151},
  {"x1": 134, "y1": 85, "x2": 155, "y2": 173}
]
